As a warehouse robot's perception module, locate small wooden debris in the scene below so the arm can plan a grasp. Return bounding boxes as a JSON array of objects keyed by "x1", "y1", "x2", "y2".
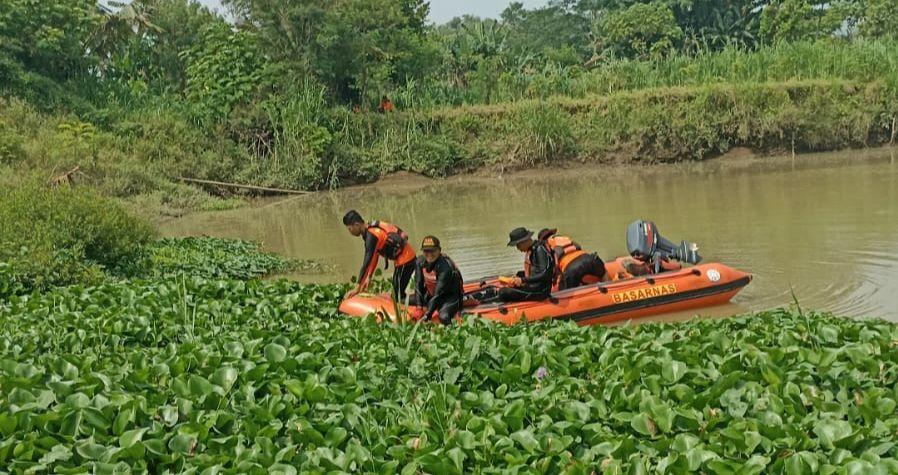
[{"x1": 176, "y1": 177, "x2": 310, "y2": 195}]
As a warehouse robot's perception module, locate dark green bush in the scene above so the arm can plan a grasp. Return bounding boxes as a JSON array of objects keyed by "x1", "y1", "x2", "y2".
[{"x1": 0, "y1": 182, "x2": 155, "y2": 296}]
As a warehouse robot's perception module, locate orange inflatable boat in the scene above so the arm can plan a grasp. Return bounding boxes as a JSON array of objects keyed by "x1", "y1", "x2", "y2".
[{"x1": 339, "y1": 258, "x2": 752, "y2": 326}]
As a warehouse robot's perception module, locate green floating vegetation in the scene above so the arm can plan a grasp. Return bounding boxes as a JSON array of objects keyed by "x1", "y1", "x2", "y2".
[
  {"x1": 139, "y1": 237, "x2": 315, "y2": 281},
  {"x1": 1, "y1": 276, "x2": 896, "y2": 473}
]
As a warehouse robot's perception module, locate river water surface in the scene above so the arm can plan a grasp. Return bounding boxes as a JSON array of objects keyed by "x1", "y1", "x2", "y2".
[{"x1": 162, "y1": 148, "x2": 898, "y2": 321}]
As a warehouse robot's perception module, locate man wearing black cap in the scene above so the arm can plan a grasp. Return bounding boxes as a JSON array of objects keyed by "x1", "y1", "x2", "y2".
[
  {"x1": 410, "y1": 235, "x2": 464, "y2": 325},
  {"x1": 499, "y1": 227, "x2": 555, "y2": 302}
]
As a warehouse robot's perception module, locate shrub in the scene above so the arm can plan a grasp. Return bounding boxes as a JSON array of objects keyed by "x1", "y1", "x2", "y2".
[
  {"x1": 512, "y1": 102, "x2": 576, "y2": 165},
  {"x1": 408, "y1": 133, "x2": 464, "y2": 177},
  {"x1": 0, "y1": 123, "x2": 24, "y2": 165},
  {"x1": 0, "y1": 182, "x2": 154, "y2": 296}
]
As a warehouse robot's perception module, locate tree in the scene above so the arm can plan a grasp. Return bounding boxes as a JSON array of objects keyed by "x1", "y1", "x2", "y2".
[
  {"x1": 759, "y1": 0, "x2": 852, "y2": 43},
  {"x1": 860, "y1": 0, "x2": 898, "y2": 39},
  {"x1": 598, "y1": 2, "x2": 683, "y2": 59},
  {"x1": 183, "y1": 23, "x2": 270, "y2": 122},
  {"x1": 223, "y1": 0, "x2": 329, "y2": 79},
  {"x1": 501, "y1": 3, "x2": 593, "y2": 66},
  {"x1": 0, "y1": 0, "x2": 101, "y2": 80},
  {"x1": 314, "y1": 0, "x2": 439, "y2": 104},
  {"x1": 222, "y1": 0, "x2": 438, "y2": 104}
]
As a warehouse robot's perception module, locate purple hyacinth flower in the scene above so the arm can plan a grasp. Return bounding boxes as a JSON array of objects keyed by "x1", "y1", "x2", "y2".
[{"x1": 535, "y1": 366, "x2": 548, "y2": 380}]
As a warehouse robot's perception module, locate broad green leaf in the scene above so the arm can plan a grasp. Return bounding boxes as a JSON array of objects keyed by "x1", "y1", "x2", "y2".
[
  {"x1": 510, "y1": 429, "x2": 540, "y2": 452},
  {"x1": 119, "y1": 428, "x2": 148, "y2": 449},
  {"x1": 565, "y1": 401, "x2": 590, "y2": 423},
  {"x1": 188, "y1": 374, "x2": 214, "y2": 398},
  {"x1": 813, "y1": 420, "x2": 853, "y2": 449},
  {"x1": 447, "y1": 447, "x2": 466, "y2": 471},
  {"x1": 662, "y1": 360, "x2": 687, "y2": 383},
  {"x1": 285, "y1": 379, "x2": 303, "y2": 397},
  {"x1": 38, "y1": 444, "x2": 73, "y2": 465},
  {"x1": 631, "y1": 413, "x2": 657, "y2": 436},
  {"x1": 264, "y1": 343, "x2": 287, "y2": 363},
  {"x1": 168, "y1": 433, "x2": 197, "y2": 454},
  {"x1": 212, "y1": 367, "x2": 239, "y2": 392},
  {"x1": 455, "y1": 430, "x2": 477, "y2": 450},
  {"x1": 75, "y1": 441, "x2": 109, "y2": 460},
  {"x1": 325, "y1": 427, "x2": 348, "y2": 448}
]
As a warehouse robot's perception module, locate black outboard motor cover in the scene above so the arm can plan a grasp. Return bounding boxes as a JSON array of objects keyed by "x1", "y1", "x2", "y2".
[{"x1": 626, "y1": 220, "x2": 702, "y2": 272}]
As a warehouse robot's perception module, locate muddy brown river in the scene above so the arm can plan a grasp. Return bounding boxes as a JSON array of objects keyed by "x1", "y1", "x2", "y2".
[{"x1": 162, "y1": 147, "x2": 898, "y2": 321}]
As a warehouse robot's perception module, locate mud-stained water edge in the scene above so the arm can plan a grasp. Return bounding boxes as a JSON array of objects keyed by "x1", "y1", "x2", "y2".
[{"x1": 161, "y1": 147, "x2": 898, "y2": 322}]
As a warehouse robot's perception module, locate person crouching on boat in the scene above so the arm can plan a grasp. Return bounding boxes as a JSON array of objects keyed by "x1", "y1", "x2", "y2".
[
  {"x1": 539, "y1": 228, "x2": 608, "y2": 290},
  {"x1": 498, "y1": 227, "x2": 555, "y2": 302},
  {"x1": 343, "y1": 210, "x2": 417, "y2": 301},
  {"x1": 407, "y1": 235, "x2": 464, "y2": 325}
]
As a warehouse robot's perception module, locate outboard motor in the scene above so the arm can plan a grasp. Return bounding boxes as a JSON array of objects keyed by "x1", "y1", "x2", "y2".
[{"x1": 626, "y1": 220, "x2": 702, "y2": 273}]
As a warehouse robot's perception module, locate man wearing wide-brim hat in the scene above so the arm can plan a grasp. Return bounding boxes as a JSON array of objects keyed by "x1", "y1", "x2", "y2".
[{"x1": 497, "y1": 227, "x2": 555, "y2": 302}]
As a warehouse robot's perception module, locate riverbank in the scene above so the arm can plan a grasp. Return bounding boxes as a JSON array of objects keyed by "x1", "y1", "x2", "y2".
[
  {"x1": 3, "y1": 40, "x2": 898, "y2": 218},
  {"x1": 1, "y1": 269, "x2": 897, "y2": 472}
]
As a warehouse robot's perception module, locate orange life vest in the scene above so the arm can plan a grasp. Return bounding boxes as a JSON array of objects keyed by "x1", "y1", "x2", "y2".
[
  {"x1": 422, "y1": 255, "x2": 461, "y2": 296},
  {"x1": 546, "y1": 235, "x2": 587, "y2": 274},
  {"x1": 367, "y1": 221, "x2": 415, "y2": 266}
]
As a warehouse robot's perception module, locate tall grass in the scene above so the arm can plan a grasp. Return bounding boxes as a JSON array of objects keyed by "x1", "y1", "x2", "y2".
[
  {"x1": 572, "y1": 40, "x2": 898, "y2": 96},
  {"x1": 411, "y1": 40, "x2": 898, "y2": 107}
]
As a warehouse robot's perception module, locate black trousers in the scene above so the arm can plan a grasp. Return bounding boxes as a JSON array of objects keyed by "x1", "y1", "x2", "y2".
[
  {"x1": 497, "y1": 284, "x2": 550, "y2": 302},
  {"x1": 559, "y1": 253, "x2": 606, "y2": 290},
  {"x1": 407, "y1": 295, "x2": 462, "y2": 325},
  {"x1": 392, "y1": 261, "x2": 415, "y2": 302}
]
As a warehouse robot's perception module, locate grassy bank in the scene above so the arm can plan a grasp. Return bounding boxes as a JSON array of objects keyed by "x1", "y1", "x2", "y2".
[
  {"x1": 334, "y1": 78, "x2": 898, "y2": 178},
  {"x1": 3, "y1": 41, "x2": 898, "y2": 215},
  {"x1": 1, "y1": 274, "x2": 896, "y2": 472}
]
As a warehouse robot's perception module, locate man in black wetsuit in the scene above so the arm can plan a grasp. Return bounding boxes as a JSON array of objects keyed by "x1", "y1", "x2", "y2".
[
  {"x1": 343, "y1": 210, "x2": 417, "y2": 301},
  {"x1": 498, "y1": 227, "x2": 555, "y2": 302},
  {"x1": 409, "y1": 235, "x2": 464, "y2": 325}
]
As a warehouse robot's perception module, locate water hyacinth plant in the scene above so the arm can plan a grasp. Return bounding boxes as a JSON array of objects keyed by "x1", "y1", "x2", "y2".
[
  {"x1": 133, "y1": 237, "x2": 304, "y2": 280},
  {"x1": 1, "y1": 275, "x2": 897, "y2": 473}
]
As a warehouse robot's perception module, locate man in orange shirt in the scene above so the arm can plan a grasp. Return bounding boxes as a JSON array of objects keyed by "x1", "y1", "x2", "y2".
[{"x1": 379, "y1": 95, "x2": 394, "y2": 113}]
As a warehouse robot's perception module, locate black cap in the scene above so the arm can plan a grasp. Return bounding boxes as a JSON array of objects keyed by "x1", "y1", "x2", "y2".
[
  {"x1": 421, "y1": 235, "x2": 441, "y2": 251},
  {"x1": 507, "y1": 227, "x2": 533, "y2": 246}
]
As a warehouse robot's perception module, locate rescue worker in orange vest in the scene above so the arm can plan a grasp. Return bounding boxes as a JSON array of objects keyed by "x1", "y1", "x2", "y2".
[
  {"x1": 539, "y1": 228, "x2": 607, "y2": 290},
  {"x1": 408, "y1": 235, "x2": 464, "y2": 325},
  {"x1": 343, "y1": 210, "x2": 416, "y2": 301},
  {"x1": 498, "y1": 227, "x2": 555, "y2": 302}
]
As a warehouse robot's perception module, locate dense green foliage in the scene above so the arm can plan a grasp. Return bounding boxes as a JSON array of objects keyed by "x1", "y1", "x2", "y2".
[
  {"x1": 0, "y1": 183, "x2": 154, "y2": 296},
  {"x1": 0, "y1": 98, "x2": 246, "y2": 216},
  {"x1": 3, "y1": 0, "x2": 898, "y2": 210},
  {"x1": 598, "y1": 3, "x2": 683, "y2": 60},
  {"x1": 1, "y1": 277, "x2": 897, "y2": 472}
]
